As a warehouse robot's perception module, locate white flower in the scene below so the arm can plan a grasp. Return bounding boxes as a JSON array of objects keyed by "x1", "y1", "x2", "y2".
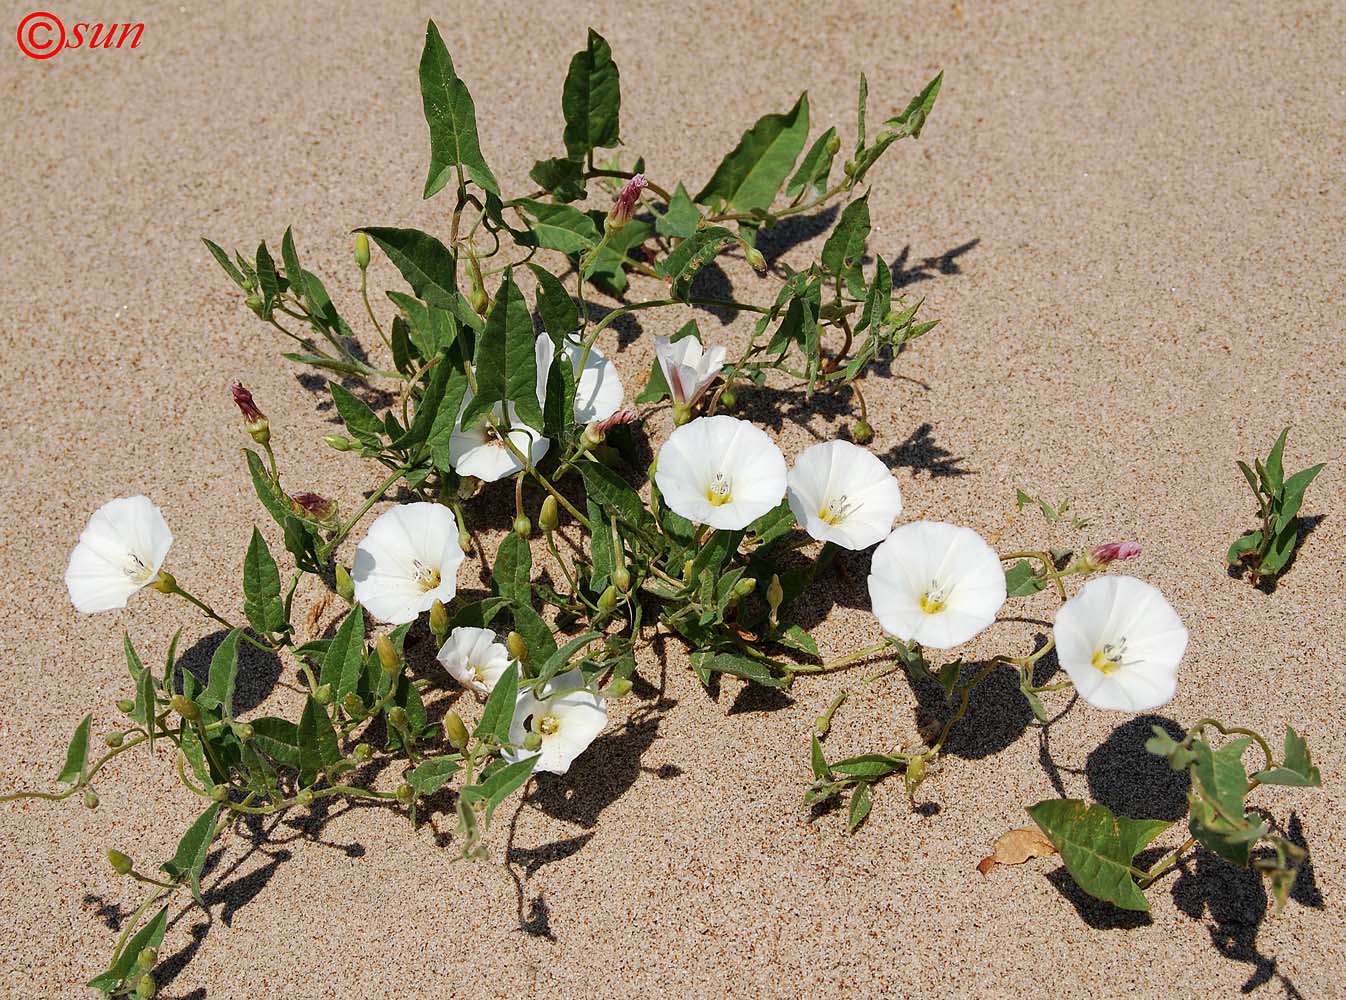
[
  {"x1": 448, "y1": 397, "x2": 550, "y2": 482},
  {"x1": 436, "y1": 626, "x2": 513, "y2": 697},
  {"x1": 1053, "y1": 575, "x2": 1189, "y2": 712},
  {"x1": 351, "y1": 502, "x2": 465, "y2": 624},
  {"x1": 503, "y1": 668, "x2": 608, "y2": 775},
  {"x1": 654, "y1": 415, "x2": 787, "y2": 530},
  {"x1": 536, "y1": 334, "x2": 625, "y2": 425},
  {"x1": 654, "y1": 334, "x2": 726, "y2": 408},
  {"x1": 64, "y1": 496, "x2": 173, "y2": 613},
  {"x1": 786, "y1": 440, "x2": 903, "y2": 550},
  {"x1": 867, "y1": 521, "x2": 1007, "y2": 650}
]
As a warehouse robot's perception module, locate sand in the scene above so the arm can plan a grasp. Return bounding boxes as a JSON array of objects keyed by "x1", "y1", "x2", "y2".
[{"x1": 2, "y1": 1, "x2": 1343, "y2": 997}]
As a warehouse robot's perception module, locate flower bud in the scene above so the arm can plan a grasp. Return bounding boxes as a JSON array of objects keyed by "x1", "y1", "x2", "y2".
[
  {"x1": 767, "y1": 574, "x2": 784, "y2": 626},
  {"x1": 733, "y1": 577, "x2": 757, "y2": 599},
  {"x1": 83, "y1": 788, "x2": 99, "y2": 810},
  {"x1": 107, "y1": 849, "x2": 133, "y2": 875},
  {"x1": 852, "y1": 418, "x2": 874, "y2": 444},
  {"x1": 296, "y1": 788, "x2": 314, "y2": 806},
  {"x1": 116, "y1": 698, "x2": 135, "y2": 715},
  {"x1": 170, "y1": 695, "x2": 201, "y2": 723},
  {"x1": 135, "y1": 973, "x2": 156, "y2": 999},
  {"x1": 582, "y1": 421, "x2": 606, "y2": 448},
  {"x1": 539, "y1": 495, "x2": 560, "y2": 533},
  {"x1": 523, "y1": 731, "x2": 543, "y2": 751},
  {"x1": 104, "y1": 732, "x2": 124, "y2": 748},
  {"x1": 904, "y1": 756, "x2": 927, "y2": 800},
  {"x1": 395, "y1": 782, "x2": 415, "y2": 805},
  {"x1": 744, "y1": 246, "x2": 767, "y2": 272},
  {"x1": 314, "y1": 683, "x2": 334, "y2": 705},
  {"x1": 324, "y1": 434, "x2": 353, "y2": 452},
  {"x1": 149, "y1": 570, "x2": 177, "y2": 594},
  {"x1": 513, "y1": 514, "x2": 532, "y2": 539},
  {"x1": 232, "y1": 721, "x2": 254, "y2": 743},
  {"x1": 429, "y1": 599, "x2": 450, "y2": 640},
  {"x1": 443, "y1": 710, "x2": 469, "y2": 749},
  {"x1": 1086, "y1": 541, "x2": 1142, "y2": 570},
  {"x1": 291, "y1": 491, "x2": 338, "y2": 524},
  {"x1": 211, "y1": 784, "x2": 229, "y2": 802},
  {"x1": 230, "y1": 381, "x2": 270, "y2": 445},
  {"x1": 342, "y1": 693, "x2": 366, "y2": 718},
  {"x1": 387, "y1": 707, "x2": 409, "y2": 733},
  {"x1": 671, "y1": 403, "x2": 692, "y2": 426},
  {"x1": 826, "y1": 134, "x2": 842, "y2": 156},
  {"x1": 136, "y1": 948, "x2": 158, "y2": 971},
  {"x1": 606, "y1": 173, "x2": 648, "y2": 231},
  {"x1": 843, "y1": 158, "x2": 856, "y2": 177},
  {"x1": 719, "y1": 387, "x2": 737, "y2": 409},
  {"x1": 354, "y1": 232, "x2": 371, "y2": 270},
  {"x1": 335, "y1": 564, "x2": 355, "y2": 603},
  {"x1": 506, "y1": 631, "x2": 528, "y2": 663},
  {"x1": 682, "y1": 558, "x2": 695, "y2": 582},
  {"x1": 598, "y1": 585, "x2": 619, "y2": 612},
  {"x1": 376, "y1": 634, "x2": 400, "y2": 674},
  {"x1": 245, "y1": 294, "x2": 264, "y2": 315},
  {"x1": 470, "y1": 284, "x2": 489, "y2": 317},
  {"x1": 353, "y1": 742, "x2": 373, "y2": 762},
  {"x1": 613, "y1": 563, "x2": 632, "y2": 594}
]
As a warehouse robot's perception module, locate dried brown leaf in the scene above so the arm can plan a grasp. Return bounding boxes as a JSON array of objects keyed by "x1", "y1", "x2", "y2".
[{"x1": 977, "y1": 826, "x2": 1057, "y2": 876}]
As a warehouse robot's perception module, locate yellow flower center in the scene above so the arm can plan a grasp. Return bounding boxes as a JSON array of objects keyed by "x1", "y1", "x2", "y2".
[
  {"x1": 1091, "y1": 639, "x2": 1127, "y2": 675},
  {"x1": 706, "y1": 472, "x2": 733, "y2": 507},
  {"x1": 538, "y1": 713, "x2": 560, "y2": 736},
  {"x1": 819, "y1": 493, "x2": 857, "y2": 526},
  {"x1": 412, "y1": 559, "x2": 441, "y2": 592},
  {"x1": 920, "y1": 580, "x2": 949, "y2": 615}
]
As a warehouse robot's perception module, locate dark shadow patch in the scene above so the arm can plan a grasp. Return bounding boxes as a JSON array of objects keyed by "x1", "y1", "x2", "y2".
[
  {"x1": 754, "y1": 205, "x2": 840, "y2": 266},
  {"x1": 530, "y1": 712, "x2": 666, "y2": 829},
  {"x1": 81, "y1": 893, "x2": 126, "y2": 932},
  {"x1": 891, "y1": 238, "x2": 979, "y2": 289},
  {"x1": 907, "y1": 661, "x2": 1033, "y2": 761},
  {"x1": 1086, "y1": 715, "x2": 1190, "y2": 822},
  {"x1": 1046, "y1": 868, "x2": 1152, "y2": 930},
  {"x1": 880, "y1": 422, "x2": 970, "y2": 478},
  {"x1": 173, "y1": 630, "x2": 283, "y2": 715},
  {"x1": 507, "y1": 832, "x2": 595, "y2": 877},
  {"x1": 727, "y1": 682, "x2": 794, "y2": 715}
]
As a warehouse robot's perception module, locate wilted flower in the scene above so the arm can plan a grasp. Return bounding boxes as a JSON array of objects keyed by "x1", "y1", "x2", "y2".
[
  {"x1": 351, "y1": 503, "x2": 465, "y2": 624},
  {"x1": 536, "y1": 335, "x2": 626, "y2": 425},
  {"x1": 290, "y1": 491, "x2": 337, "y2": 523},
  {"x1": 230, "y1": 381, "x2": 269, "y2": 444},
  {"x1": 64, "y1": 497, "x2": 174, "y2": 614},
  {"x1": 786, "y1": 440, "x2": 903, "y2": 550},
  {"x1": 867, "y1": 521, "x2": 1007, "y2": 649},
  {"x1": 654, "y1": 415, "x2": 787, "y2": 530},
  {"x1": 1053, "y1": 575, "x2": 1188, "y2": 712},
  {"x1": 436, "y1": 626, "x2": 514, "y2": 697},
  {"x1": 1087, "y1": 541, "x2": 1142, "y2": 568},
  {"x1": 503, "y1": 668, "x2": 608, "y2": 775},
  {"x1": 654, "y1": 334, "x2": 726, "y2": 411},
  {"x1": 606, "y1": 173, "x2": 647, "y2": 230}
]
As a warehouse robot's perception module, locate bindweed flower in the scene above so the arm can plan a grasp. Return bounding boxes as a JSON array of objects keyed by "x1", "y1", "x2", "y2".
[
  {"x1": 65, "y1": 497, "x2": 174, "y2": 614},
  {"x1": 584, "y1": 407, "x2": 640, "y2": 446},
  {"x1": 351, "y1": 502, "x2": 465, "y2": 624},
  {"x1": 290, "y1": 491, "x2": 337, "y2": 523},
  {"x1": 448, "y1": 398, "x2": 549, "y2": 482},
  {"x1": 503, "y1": 668, "x2": 608, "y2": 775},
  {"x1": 536, "y1": 335, "x2": 626, "y2": 426},
  {"x1": 606, "y1": 173, "x2": 647, "y2": 231},
  {"x1": 654, "y1": 415, "x2": 787, "y2": 530},
  {"x1": 229, "y1": 381, "x2": 269, "y2": 444},
  {"x1": 1086, "y1": 540, "x2": 1142, "y2": 570},
  {"x1": 654, "y1": 334, "x2": 727, "y2": 412},
  {"x1": 867, "y1": 521, "x2": 1007, "y2": 649},
  {"x1": 437, "y1": 626, "x2": 514, "y2": 697},
  {"x1": 1053, "y1": 575, "x2": 1188, "y2": 712},
  {"x1": 786, "y1": 440, "x2": 904, "y2": 550}
]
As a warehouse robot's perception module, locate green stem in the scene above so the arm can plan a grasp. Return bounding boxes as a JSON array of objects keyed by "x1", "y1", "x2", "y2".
[{"x1": 790, "y1": 639, "x2": 892, "y2": 675}]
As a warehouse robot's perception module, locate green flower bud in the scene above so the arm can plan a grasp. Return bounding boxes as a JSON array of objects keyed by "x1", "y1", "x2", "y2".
[
  {"x1": 342, "y1": 693, "x2": 366, "y2": 719},
  {"x1": 376, "y1": 634, "x2": 400, "y2": 674},
  {"x1": 211, "y1": 784, "x2": 229, "y2": 802},
  {"x1": 733, "y1": 577, "x2": 757, "y2": 599},
  {"x1": 136, "y1": 948, "x2": 158, "y2": 971},
  {"x1": 767, "y1": 574, "x2": 784, "y2": 627},
  {"x1": 513, "y1": 514, "x2": 532, "y2": 539},
  {"x1": 353, "y1": 742, "x2": 373, "y2": 762},
  {"x1": 335, "y1": 564, "x2": 355, "y2": 603},
  {"x1": 538, "y1": 495, "x2": 560, "y2": 533},
  {"x1": 826, "y1": 134, "x2": 842, "y2": 156},
  {"x1": 148, "y1": 570, "x2": 177, "y2": 594},
  {"x1": 613, "y1": 564, "x2": 632, "y2": 594},
  {"x1": 104, "y1": 732, "x2": 124, "y2": 748},
  {"x1": 83, "y1": 788, "x2": 99, "y2": 810},
  {"x1": 506, "y1": 631, "x2": 528, "y2": 663},
  {"x1": 719, "y1": 387, "x2": 737, "y2": 409},
  {"x1": 314, "y1": 683, "x2": 334, "y2": 705},
  {"x1": 387, "y1": 706, "x2": 409, "y2": 731},
  {"x1": 598, "y1": 584, "x2": 619, "y2": 612},
  {"x1": 107, "y1": 849, "x2": 133, "y2": 875},
  {"x1": 843, "y1": 158, "x2": 856, "y2": 176},
  {"x1": 324, "y1": 434, "x2": 353, "y2": 452},
  {"x1": 354, "y1": 232, "x2": 370, "y2": 270},
  {"x1": 523, "y1": 731, "x2": 543, "y2": 752},
  {"x1": 744, "y1": 246, "x2": 767, "y2": 272},
  {"x1": 671, "y1": 403, "x2": 692, "y2": 426},
  {"x1": 470, "y1": 285, "x2": 489, "y2": 317},
  {"x1": 296, "y1": 788, "x2": 314, "y2": 806},
  {"x1": 245, "y1": 294, "x2": 263, "y2": 315},
  {"x1": 135, "y1": 973, "x2": 156, "y2": 999},
  {"x1": 852, "y1": 418, "x2": 874, "y2": 444},
  {"x1": 682, "y1": 558, "x2": 695, "y2": 582},
  {"x1": 443, "y1": 710, "x2": 469, "y2": 750},
  {"x1": 170, "y1": 695, "x2": 201, "y2": 723},
  {"x1": 395, "y1": 782, "x2": 415, "y2": 805},
  {"x1": 232, "y1": 722, "x2": 254, "y2": 743},
  {"x1": 904, "y1": 756, "x2": 927, "y2": 800},
  {"x1": 429, "y1": 599, "x2": 450, "y2": 639},
  {"x1": 116, "y1": 698, "x2": 135, "y2": 715}
]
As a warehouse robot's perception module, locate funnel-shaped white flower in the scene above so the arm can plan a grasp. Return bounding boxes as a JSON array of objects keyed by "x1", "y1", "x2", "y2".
[
  {"x1": 535, "y1": 334, "x2": 625, "y2": 425},
  {"x1": 448, "y1": 397, "x2": 550, "y2": 482},
  {"x1": 654, "y1": 334, "x2": 726, "y2": 407},
  {"x1": 1053, "y1": 575, "x2": 1188, "y2": 712},
  {"x1": 787, "y1": 440, "x2": 903, "y2": 550},
  {"x1": 352, "y1": 502, "x2": 465, "y2": 624},
  {"x1": 867, "y1": 521, "x2": 1006, "y2": 649},
  {"x1": 436, "y1": 626, "x2": 513, "y2": 697},
  {"x1": 655, "y1": 415, "x2": 787, "y2": 530},
  {"x1": 503, "y1": 668, "x2": 608, "y2": 775},
  {"x1": 64, "y1": 496, "x2": 173, "y2": 613}
]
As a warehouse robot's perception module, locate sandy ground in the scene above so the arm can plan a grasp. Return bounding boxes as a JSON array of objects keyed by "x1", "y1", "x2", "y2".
[{"x1": 2, "y1": 1, "x2": 1343, "y2": 997}]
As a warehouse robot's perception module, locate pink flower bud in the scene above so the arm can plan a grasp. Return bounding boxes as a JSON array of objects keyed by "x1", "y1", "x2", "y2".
[
  {"x1": 607, "y1": 174, "x2": 648, "y2": 230},
  {"x1": 1090, "y1": 541, "x2": 1142, "y2": 565},
  {"x1": 230, "y1": 381, "x2": 265, "y2": 424},
  {"x1": 595, "y1": 407, "x2": 639, "y2": 434}
]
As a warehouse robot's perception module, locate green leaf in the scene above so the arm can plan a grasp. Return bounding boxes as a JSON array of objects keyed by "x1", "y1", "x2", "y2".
[
  {"x1": 493, "y1": 532, "x2": 533, "y2": 606},
  {"x1": 585, "y1": 219, "x2": 653, "y2": 294},
  {"x1": 1027, "y1": 799, "x2": 1170, "y2": 912},
  {"x1": 162, "y1": 802, "x2": 222, "y2": 906},
  {"x1": 692, "y1": 651, "x2": 788, "y2": 688},
  {"x1": 561, "y1": 29, "x2": 621, "y2": 161},
  {"x1": 855, "y1": 72, "x2": 869, "y2": 153},
  {"x1": 533, "y1": 632, "x2": 602, "y2": 688},
  {"x1": 576, "y1": 459, "x2": 646, "y2": 528},
  {"x1": 242, "y1": 528, "x2": 285, "y2": 636},
  {"x1": 851, "y1": 71, "x2": 943, "y2": 182},
  {"x1": 89, "y1": 904, "x2": 168, "y2": 993},
  {"x1": 475, "y1": 662, "x2": 519, "y2": 743},
  {"x1": 197, "y1": 628, "x2": 242, "y2": 716},
  {"x1": 848, "y1": 782, "x2": 873, "y2": 832},
  {"x1": 467, "y1": 269, "x2": 543, "y2": 431},
  {"x1": 358, "y1": 226, "x2": 459, "y2": 309},
  {"x1": 427, "y1": 367, "x2": 472, "y2": 472},
  {"x1": 1226, "y1": 530, "x2": 1263, "y2": 567},
  {"x1": 320, "y1": 606, "x2": 366, "y2": 704},
  {"x1": 786, "y1": 126, "x2": 838, "y2": 202},
  {"x1": 1004, "y1": 560, "x2": 1048, "y2": 597},
  {"x1": 407, "y1": 756, "x2": 462, "y2": 796},
  {"x1": 391, "y1": 352, "x2": 453, "y2": 451},
  {"x1": 656, "y1": 225, "x2": 739, "y2": 301},
  {"x1": 829, "y1": 754, "x2": 904, "y2": 779},
  {"x1": 854, "y1": 254, "x2": 891, "y2": 335},
  {"x1": 528, "y1": 263, "x2": 580, "y2": 338},
  {"x1": 55, "y1": 714, "x2": 93, "y2": 786},
  {"x1": 1263, "y1": 428, "x2": 1290, "y2": 492},
  {"x1": 329, "y1": 382, "x2": 386, "y2": 448},
  {"x1": 1275, "y1": 463, "x2": 1324, "y2": 535},
  {"x1": 1251, "y1": 726, "x2": 1321, "y2": 787},
  {"x1": 297, "y1": 696, "x2": 340, "y2": 787},
  {"x1": 1259, "y1": 520, "x2": 1300, "y2": 576},
  {"x1": 694, "y1": 93, "x2": 810, "y2": 214},
  {"x1": 386, "y1": 292, "x2": 459, "y2": 362},
  {"x1": 250, "y1": 717, "x2": 300, "y2": 769},
  {"x1": 529, "y1": 156, "x2": 587, "y2": 202},
  {"x1": 1190, "y1": 737, "x2": 1252, "y2": 816},
  {"x1": 280, "y1": 226, "x2": 307, "y2": 303},
  {"x1": 656, "y1": 182, "x2": 701, "y2": 239},
  {"x1": 821, "y1": 194, "x2": 871, "y2": 297},
  {"x1": 746, "y1": 501, "x2": 796, "y2": 546},
  {"x1": 419, "y1": 20, "x2": 499, "y2": 197},
  {"x1": 773, "y1": 624, "x2": 819, "y2": 659},
  {"x1": 203, "y1": 237, "x2": 247, "y2": 289},
  {"x1": 511, "y1": 602, "x2": 558, "y2": 665},
  {"x1": 810, "y1": 734, "x2": 833, "y2": 781},
  {"x1": 461, "y1": 755, "x2": 537, "y2": 822},
  {"x1": 254, "y1": 241, "x2": 279, "y2": 316},
  {"x1": 514, "y1": 198, "x2": 601, "y2": 254}
]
